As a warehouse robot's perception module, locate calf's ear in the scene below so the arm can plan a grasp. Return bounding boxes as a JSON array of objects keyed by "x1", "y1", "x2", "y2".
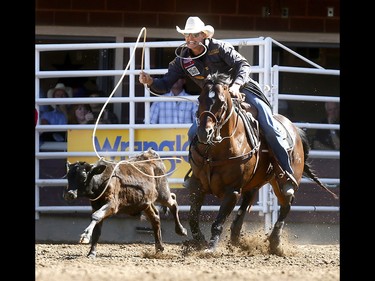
[{"x1": 92, "y1": 164, "x2": 107, "y2": 175}]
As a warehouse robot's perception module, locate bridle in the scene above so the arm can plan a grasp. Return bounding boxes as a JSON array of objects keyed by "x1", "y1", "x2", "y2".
[
  {"x1": 198, "y1": 82, "x2": 240, "y2": 144},
  {"x1": 191, "y1": 78, "x2": 260, "y2": 178}
]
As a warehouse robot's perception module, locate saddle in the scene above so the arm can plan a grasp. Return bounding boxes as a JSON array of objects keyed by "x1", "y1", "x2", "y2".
[
  {"x1": 236, "y1": 100, "x2": 297, "y2": 188},
  {"x1": 236, "y1": 100, "x2": 294, "y2": 152},
  {"x1": 236, "y1": 101, "x2": 260, "y2": 150}
]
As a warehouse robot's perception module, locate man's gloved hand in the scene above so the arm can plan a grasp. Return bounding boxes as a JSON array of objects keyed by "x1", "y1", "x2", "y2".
[
  {"x1": 229, "y1": 83, "x2": 244, "y2": 100},
  {"x1": 139, "y1": 71, "x2": 153, "y2": 86}
]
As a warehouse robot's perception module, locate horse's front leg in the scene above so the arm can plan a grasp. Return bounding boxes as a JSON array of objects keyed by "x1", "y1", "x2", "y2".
[
  {"x1": 207, "y1": 190, "x2": 240, "y2": 252},
  {"x1": 230, "y1": 189, "x2": 258, "y2": 245},
  {"x1": 187, "y1": 176, "x2": 206, "y2": 247},
  {"x1": 268, "y1": 192, "x2": 294, "y2": 256}
]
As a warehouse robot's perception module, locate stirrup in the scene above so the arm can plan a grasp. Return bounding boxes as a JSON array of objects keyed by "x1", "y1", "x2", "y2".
[{"x1": 285, "y1": 170, "x2": 298, "y2": 186}]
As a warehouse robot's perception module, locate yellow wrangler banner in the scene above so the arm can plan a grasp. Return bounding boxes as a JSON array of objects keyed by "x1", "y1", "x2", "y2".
[{"x1": 67, "y1": 129, "x2": 190, "y2": 188}]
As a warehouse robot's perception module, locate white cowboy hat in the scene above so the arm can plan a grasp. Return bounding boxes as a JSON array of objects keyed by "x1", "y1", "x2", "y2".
[
  {"x1": 47, "y1": 83, "x2": 73, "y2": 99},
  {"x1": 47, "y1": 83, "x2": 73, "y2": 108},
  {"x1": 176, "y1": 16, "x2": 214, "y2": 38}
]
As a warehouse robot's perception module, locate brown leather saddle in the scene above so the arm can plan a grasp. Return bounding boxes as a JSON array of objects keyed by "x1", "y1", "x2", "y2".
[{"x1": 237, "y1": 101, "x2": 294, "y2": 152}]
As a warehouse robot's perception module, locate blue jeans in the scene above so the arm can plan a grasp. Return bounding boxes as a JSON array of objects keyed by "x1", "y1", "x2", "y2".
[
  {"x1": 188, "y1": 88, "x2": 293, "y2": 174},
  {"x1": 188, "y1": 120, "x2": 197, "y2": 143}
]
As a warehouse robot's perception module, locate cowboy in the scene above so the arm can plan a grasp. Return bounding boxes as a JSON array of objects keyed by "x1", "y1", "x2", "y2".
[
  {"x1": 41, "y1": 83, "x2": 72, "y2": 125},
  {"x1": 139, "y1": 16, "x2": 297, "y2": 196}
]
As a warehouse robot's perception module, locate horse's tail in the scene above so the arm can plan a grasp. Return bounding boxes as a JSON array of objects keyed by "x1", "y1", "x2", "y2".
[{"x1": 298, "y1": 127, "x2": 339, "y2": 200}]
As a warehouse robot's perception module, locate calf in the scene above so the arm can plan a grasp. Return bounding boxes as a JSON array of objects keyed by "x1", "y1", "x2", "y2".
[{"x1": 63, "y1": 148, "x2": 187, "y2": 258}]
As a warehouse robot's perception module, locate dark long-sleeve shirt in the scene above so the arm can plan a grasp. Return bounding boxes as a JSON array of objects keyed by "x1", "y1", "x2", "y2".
[{"x1": 149, "y1": 38, "x2": 253, "y2": 93}]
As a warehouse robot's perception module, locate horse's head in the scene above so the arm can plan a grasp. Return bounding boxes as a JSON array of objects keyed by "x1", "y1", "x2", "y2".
[{"x1": 196, "y1": 73, "x2": 234, "y2": 144}]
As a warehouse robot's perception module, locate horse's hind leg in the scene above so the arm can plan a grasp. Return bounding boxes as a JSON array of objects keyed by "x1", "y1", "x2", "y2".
[
  {"x1": 268, "y1": 194, "x2": 293, "y2": 256},
  {"x1": 230, "y1": 189, "x2": 258, "y2": 245}
]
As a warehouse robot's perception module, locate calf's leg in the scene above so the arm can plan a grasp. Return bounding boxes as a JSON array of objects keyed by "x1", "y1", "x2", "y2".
[
  {"x1": 163, "y1": 193, "x2": 187, "y2": 236},
  {"x1": 143, "y1": 203, "x2": 164, "y2": 252},
  {"x1": 87, "y1": 221, "x2": 103, "y2": 258},
  {"x1": 80, "y1": 203, "x2": 114, "y2": 257}
]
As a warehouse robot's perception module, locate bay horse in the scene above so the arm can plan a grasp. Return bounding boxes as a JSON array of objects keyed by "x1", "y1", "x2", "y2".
[{"x1": 186, "y1": 72, "x2": 338, "y2": 255}]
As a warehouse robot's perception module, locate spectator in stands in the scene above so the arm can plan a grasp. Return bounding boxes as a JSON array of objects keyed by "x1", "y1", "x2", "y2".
[
  {"x1": 67, "y1": 104, "x2": 95, "y2": 124},
  {"x1": 88, "y1": 90, "x2": 119, "y2": 124},
  {"x1": 40, "y1": 83, "x2": 72, "y2": 142},
  {"x1": 40, "y1": 83, "x2": 72, "y2": 125},
  {"x1": 149, "y1": 78, "x2": 197, "y2": 124},
  {"x1": 312, "y1": 101, "x2": 340, "y2": 150}
]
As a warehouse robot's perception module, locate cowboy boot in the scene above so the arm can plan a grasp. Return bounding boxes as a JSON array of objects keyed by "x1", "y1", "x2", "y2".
[
  {"x1": 271, "y1": 160, "x2": 298, "y2": 196},
  {"x1": 278, "y1": 170, "x2": 298, "y2": 196}
]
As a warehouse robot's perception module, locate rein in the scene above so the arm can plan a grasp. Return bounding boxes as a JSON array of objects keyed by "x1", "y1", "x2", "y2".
[
  {"x1": 198, "y1": 100, "x2": 237, "y2": 143},
  {"x1": 194, "y1": 81, "x2": 260, "y2": 167}
]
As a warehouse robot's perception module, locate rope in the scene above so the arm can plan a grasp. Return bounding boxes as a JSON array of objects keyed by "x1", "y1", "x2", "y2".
[
  {"x1": 174, "y1": 41, "x2": 207, "y2": 60},
  {"x1": 141, "y1": 41, "x2": 204, "y2": 105},
  {"x1": 91, "y1": 27, "x2": 147, "y2": 159},
  {"x1": 89, "y1": 156, "x2": 181, "y2": 202},
  {"x1": 86, "y1": 27, "x2": 182, "y2": 180},
  {"x1": 144, "y1": 86, "x2": 199, "y2": 104}
]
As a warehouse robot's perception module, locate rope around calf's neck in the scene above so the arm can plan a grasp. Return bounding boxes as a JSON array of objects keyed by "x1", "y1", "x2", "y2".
[{"x1": 89, "y1": 156, "x2": 181, "y2": 201}]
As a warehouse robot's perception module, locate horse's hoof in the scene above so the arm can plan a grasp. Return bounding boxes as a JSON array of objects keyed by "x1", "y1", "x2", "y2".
[
  {"x1": 269, "y1": 245, "x2": 285, "y2": 256},
  {"x1": 204, "y1": 248, "x2": 215, "y2": 253},
  {"x1": 206, "y1": 237, "x2": 219, "y2": 252}
]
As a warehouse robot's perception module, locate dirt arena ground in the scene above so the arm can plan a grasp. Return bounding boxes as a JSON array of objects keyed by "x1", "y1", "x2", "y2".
[{"x1": 35, "y1": 229, "x2": 339, "y2": 281}]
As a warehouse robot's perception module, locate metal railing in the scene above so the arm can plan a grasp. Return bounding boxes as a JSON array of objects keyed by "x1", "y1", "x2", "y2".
[{"x1": 35, "y1": 36, "x2": 340, "y2": 231}]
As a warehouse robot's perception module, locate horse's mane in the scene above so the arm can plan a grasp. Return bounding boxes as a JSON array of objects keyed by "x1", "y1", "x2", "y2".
[{"x1": 206, "y1": 72, "x2": 233, "y2": 86}]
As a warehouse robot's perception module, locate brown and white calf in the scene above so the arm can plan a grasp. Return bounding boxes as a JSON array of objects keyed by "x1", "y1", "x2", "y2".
[{"x1": 63, "y1": 148, "x2": 187, "y2": 258}]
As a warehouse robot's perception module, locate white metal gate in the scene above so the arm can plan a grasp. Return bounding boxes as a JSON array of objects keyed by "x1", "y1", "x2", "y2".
[{"x1": 35, "y1": 36, "x2": 339, "y2": 232}]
